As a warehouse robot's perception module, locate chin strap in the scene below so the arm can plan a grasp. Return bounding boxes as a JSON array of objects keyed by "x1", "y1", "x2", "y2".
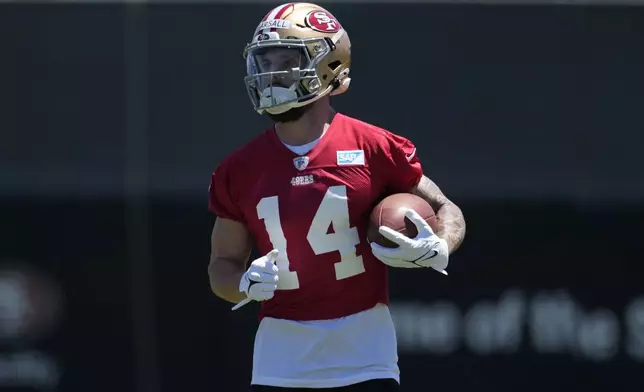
[{"x1": 330, "y1": 68, "x2": 351, "y2": 97}]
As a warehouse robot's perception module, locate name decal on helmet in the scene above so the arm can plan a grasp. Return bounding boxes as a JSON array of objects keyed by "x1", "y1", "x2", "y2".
[
  {"x1": 256, "y1": 19, "x2": 292, "y2": 32},
  {"x1": 305, "y1": 10, "x2": 341, "y2": 33}
]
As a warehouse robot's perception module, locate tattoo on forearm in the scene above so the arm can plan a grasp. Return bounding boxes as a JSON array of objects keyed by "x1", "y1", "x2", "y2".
[{"x1": 411, "y1": 176, "x2": 466, "y2": 253}]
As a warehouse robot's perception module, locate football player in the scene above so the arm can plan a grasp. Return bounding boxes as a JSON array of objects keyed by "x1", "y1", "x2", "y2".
[{"x1": 208, "y1": 3, "x2": 466, "y2": 391}]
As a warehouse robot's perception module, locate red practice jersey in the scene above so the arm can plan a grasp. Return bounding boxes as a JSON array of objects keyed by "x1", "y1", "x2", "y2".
[{"x1": 209, "y1": 113, "x2": 422, "y2": 321}]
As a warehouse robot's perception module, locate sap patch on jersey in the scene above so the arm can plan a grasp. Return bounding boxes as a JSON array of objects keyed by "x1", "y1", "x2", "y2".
[{"x1": 336, "y1": 150, "x2": 365, "y2": 166}]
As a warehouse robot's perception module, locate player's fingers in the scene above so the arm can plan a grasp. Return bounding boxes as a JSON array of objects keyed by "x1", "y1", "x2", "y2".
[
  {"x1": 256, "y1": 249, "x2": 278, "y2": 266},
  {"x1": 370, "y1": 241, "x2": 406, "y2": 259},
  {"x1": 254, "y1": 282, "x2": 277, "y2": 293},
  {"x1": 248, "y1": 271, "x2": 278, "y2": 283},
  {"x1": 247, "y1": 271, "x2": 263, "y2": 282},
  {"x1": 404, "y1": 209, "x2": 433, "y2": 236},
  {"x1": 259, "y1": 261, "x2": 279, "y2": 274},
  {"x1": 248, "y1": 284, "x2": 275, "y2": 301},
  {"x1": 266, "y1": 249, "x2": 279, "y2": 263},
  {"x1": 378, "y1": 226, "x2": 413, "y2": 246},
  {"x1": 262, "y1": 271, "x2": 278, "y2": 283}
]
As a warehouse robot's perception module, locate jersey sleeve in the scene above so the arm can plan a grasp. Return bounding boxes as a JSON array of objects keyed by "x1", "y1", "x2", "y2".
[
  {"x1": 380, "y1": 131, "x2": 423, "y2": 193},
  {"x1": 208, "y1": 158, "x2": 245, "y2": 222}
]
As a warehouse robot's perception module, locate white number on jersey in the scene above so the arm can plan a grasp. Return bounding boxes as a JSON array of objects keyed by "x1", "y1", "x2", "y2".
[{"x1": 256, "y1": 185, "x2": 365, "y2": 290}]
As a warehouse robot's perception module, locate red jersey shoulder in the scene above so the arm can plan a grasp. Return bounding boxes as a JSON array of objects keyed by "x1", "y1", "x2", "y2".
[
  {"x1": 209, "y1": 128, "x2": 273, "y2": 220},
  {"x1": 335, "y1": 113, "x2": 416, "y2": 159},
  {"x1": 335, "y1": 113, "x2": 422, "y2": 193}
]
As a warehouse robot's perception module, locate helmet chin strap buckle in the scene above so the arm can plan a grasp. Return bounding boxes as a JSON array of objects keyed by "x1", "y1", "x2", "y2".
[{"x1": 330, "y1": 68, "x2": 351, "y2": 96}]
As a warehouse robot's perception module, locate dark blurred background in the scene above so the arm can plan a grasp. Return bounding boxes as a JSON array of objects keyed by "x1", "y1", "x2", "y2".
[{"x1": 1, "y1": 2, "x2": 644, "y2": 392}]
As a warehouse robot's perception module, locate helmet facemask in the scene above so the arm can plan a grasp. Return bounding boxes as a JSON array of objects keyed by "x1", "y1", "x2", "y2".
[{"x1": 244, "y1": 37, "x2": 334, "y2": 115}]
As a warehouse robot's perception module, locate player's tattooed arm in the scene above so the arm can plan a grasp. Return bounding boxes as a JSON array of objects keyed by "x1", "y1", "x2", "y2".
[{"x1": 410, "y1": 175, "x2": 466, "y2": 253}]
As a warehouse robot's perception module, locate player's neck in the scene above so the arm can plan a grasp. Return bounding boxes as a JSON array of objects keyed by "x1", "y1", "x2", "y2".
[{"x1": 274, "y1": 102, "x2": 333, "y2": 146}]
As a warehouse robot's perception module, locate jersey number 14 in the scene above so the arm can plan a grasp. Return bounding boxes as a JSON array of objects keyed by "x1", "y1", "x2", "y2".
[{"x1": 256, "y1": 185, "x2": 366, "y2": 290}]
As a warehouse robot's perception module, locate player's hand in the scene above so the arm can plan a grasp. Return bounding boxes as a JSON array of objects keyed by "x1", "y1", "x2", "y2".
[
  {"x1": 370, "y1": 208, "x2": 449, "y2": 274},
  {"x1": 239, "y1": 249, "x2": 280, "y2": 302}
]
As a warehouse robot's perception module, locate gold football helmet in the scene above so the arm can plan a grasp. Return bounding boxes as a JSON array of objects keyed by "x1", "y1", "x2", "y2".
[{"x1": 243, "y1": 3, "x2": 352, "y2": 115}]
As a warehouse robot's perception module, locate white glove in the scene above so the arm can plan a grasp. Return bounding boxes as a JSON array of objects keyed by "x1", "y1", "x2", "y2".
[
  {"x1": 239, "y1": 249, "x2": 279, "y2": 302},
  {"x1": 370, "y1": 209, "x2": 449, "y2": 274}
]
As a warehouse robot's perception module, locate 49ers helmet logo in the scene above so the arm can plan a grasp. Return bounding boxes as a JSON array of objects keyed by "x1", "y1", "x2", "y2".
[{"x1": 305, "y1": 10, "x2": 341, "y2": 33}]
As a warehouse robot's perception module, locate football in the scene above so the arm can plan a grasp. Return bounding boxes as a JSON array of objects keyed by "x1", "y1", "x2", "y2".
[{"x1": 367, "y1": 193, "x2": 439, "y2": 248}]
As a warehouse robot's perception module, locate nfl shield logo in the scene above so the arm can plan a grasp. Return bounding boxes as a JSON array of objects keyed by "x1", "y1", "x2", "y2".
[{"x1": 293, "y1": 156, "x2": 309, "y2": 171}]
